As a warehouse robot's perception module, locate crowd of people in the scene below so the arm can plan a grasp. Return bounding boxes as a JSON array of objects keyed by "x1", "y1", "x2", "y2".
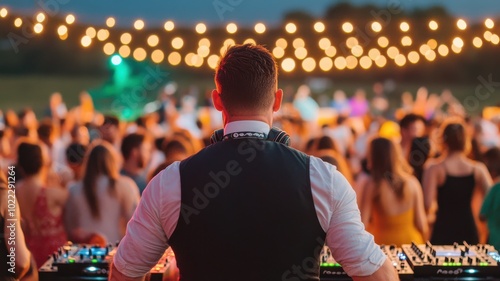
[{"x1": 1, "y1": 83, "x2": 500, "y2": 278}]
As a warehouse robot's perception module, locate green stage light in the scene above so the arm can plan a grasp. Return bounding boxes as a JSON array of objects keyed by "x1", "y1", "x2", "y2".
[{"x1": 111, "y1": 54, "x2": 122, "y2": 66}]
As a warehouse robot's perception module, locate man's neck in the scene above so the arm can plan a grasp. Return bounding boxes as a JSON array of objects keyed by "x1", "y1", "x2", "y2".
[{"x1": 223, "y1": 115, "x2": 271, "y2": 127}]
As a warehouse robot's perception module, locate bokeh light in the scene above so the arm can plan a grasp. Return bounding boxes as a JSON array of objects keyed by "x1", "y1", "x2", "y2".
[
  {"x1": 196, "y1": 23, "x2": 207, "y2": 34},
  {"x1": 168, "y1": 52, "x2": 182, "y2": 66},
  {"x1": 281, "y1": 58, "x2": 296, "y2": 72},
  {"x1": 134, "y1": 19, "x2": 145, "y2": 30},
  {"x1": 314, "y1": 22, "x2": 325, "y2": 33},
  {"x1": 429, "y1": 20, "x2": 438, "y2": 31},
  {"x1": 302, "y1": 57, "x2": 317, "y2": 72},
  {"x1": 400, "y1": 22, "x2": 410, "y2": 32},
  {"x1": 226, "y1": 23, "x2": 238, "y2": 34},
  {"x1": 255, "y1": 23, "x2": 266, "y2": 34},
  {"x1": 66, "y1": 14, "x2": 76, "y2": 25},
  {"x1": 164, "y1": 20, "x2": 175, "y2": 31},
  {"x1": 151, "y1": 50, "x2": 164, "y2": 63},
  {"x1": 342, "y1": 22, "x2": 353, "y2": 33},
  {"x1": 147, "y1": 35, "x2": 159, "y2": 47},
  {"x1": 285, "y1": 23, "x2": 297, "y2": 34},
  {"x1": 106, "y1": 17, "x2": 115, "y2": 28},
  {"x1": 319, "y1": 57, "x2": 334, "y2": 71},
  {"x1": 172, "y1": 37, "x2": 184, "y2": 49}
]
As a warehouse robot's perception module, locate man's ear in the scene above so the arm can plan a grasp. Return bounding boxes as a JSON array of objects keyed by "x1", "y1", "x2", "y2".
[
  {"x1": 273, "y1": 89, "x2": 283, "y2": 112},
  {"x1": 212, "y1": 89, "x2": 224, "y2": 112}
]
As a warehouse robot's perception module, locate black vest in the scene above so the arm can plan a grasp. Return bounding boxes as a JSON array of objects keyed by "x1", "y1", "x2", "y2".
[{"x1": 169, "y1": 138, "x2": 326, "y2": 281}]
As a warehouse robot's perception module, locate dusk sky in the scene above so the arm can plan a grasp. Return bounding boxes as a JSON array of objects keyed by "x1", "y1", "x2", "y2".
[{"x1": 2, "y1": 0, "x2": 500, "y2": 27}]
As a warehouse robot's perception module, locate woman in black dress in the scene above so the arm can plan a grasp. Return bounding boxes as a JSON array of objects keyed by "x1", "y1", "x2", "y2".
[{"x1": 423, "y1": 118, "x2": 492, "y2": 244}]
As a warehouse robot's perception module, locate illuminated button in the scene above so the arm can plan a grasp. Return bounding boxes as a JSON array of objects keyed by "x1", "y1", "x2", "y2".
[{"x1": 92, "y1": 259, "x2": 98, "y2": 263}]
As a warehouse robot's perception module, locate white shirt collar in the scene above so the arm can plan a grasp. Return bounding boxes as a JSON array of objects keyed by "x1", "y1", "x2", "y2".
[{"x1": 224, "y1": 120, "x2": 271, "y2": 136}]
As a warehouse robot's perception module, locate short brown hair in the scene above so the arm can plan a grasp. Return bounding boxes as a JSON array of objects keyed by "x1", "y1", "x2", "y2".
[
  {"x1": 215, "y1": 44, "x2": 278, "y2": 115},
  {"x1": 441, "y1": 118, "x2": 468, "y2": 153}
]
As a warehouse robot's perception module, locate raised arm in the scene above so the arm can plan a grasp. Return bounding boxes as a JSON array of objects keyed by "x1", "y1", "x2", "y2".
[{"x1": 422, "y1": 164, "x2": 438, "y2": 213}]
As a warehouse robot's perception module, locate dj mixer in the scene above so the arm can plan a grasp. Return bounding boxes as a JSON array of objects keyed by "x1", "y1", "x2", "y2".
[
  {"x1": 320, "y1": 245, "x2": 414, "y2": 280},
  {"x1": 402, "y1": 242, "x2": 500, "y2": 280},
  {"x1": 38, "y1": 242, "x2": 175, "y2": 281},
  {"x1": 38, "y1": 241, "x2": 499, "y2": 280}
]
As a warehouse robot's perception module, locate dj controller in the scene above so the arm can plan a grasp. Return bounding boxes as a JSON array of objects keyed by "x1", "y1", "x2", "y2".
[
  {"x1": 320, "y1": 242, "x2": 500, "y2": 281},
  {"x1": 38, "y1": 242, "x2": 175, "y2": 281},
  {"x1": 38, "y1": 241, "x2": 499, "y2": 281}
]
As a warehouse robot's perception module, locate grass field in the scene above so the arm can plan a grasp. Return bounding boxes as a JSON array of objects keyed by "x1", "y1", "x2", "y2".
[{"x1": 1, "y1": 75, "x2": 499, "y2": 118}]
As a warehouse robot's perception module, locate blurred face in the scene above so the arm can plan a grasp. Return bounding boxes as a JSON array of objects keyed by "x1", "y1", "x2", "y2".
[
  {"x1": 402, "y1": 120, "x2": 425, "y2": 141},
  {"x1": 137, "y1": 141, "x2": 152, "y2": 169}
]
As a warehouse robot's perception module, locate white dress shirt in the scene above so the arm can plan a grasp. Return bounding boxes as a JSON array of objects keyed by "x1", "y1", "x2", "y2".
[{"x1": 114, "y1": 120, "x2": 386, "y2": 278}]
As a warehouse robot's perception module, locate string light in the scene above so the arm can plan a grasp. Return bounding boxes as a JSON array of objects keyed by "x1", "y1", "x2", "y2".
[
  {"x1": 325, "y1": 46, "x2": 336, "y2": 57},
  {"x1": 285, "y1": 23, "x2": 297, "y2": 34},
  {"x1": 171, "y1": 37, "x2": 184, "y2": 49},
  {"x1": 333, "y1": 56, "x2": 346, "y2": 70},
  {"x1": 119, "y1": 45, "x2": 131, "y2": 58},
  {"x1": 147, "y1": 35, "x2": 159, "y2": 47},
  {"x1": 294, "y1": 47, "x2": 308, "y2": 60},
  {"x1": 244, "y1": 38, "x2": 256, "y2": 45},
  {"x1": 34, "y1": 23, "x2": 44, "y2": 34},
  {"x1": 86, "y1": 27, "x2": 97, "y2": 38},
  {"x1": 14, "y1": 18, "x2": 23, "y2": 28},
  {"x1": 424, "y1": 50, "x2": 436, "y2": 61},
  {"x1": 207, "y1": 54, "x2": 219, "y2": 69},
  {"x1": 452, "y1": 37, "x2": 464, "y2": 49},
  {"x1": 276, "y1": 38, "x2": 288, "y2": 49},
  {"x1": 151, "y1": 50, "x2": 164, "y2": 63},
  {"x1": 120, "y1": 33, "x2": 132, "y2": 45},
  {"x1": 351, "y1": 45, "x2": 363, "y2": 57},
  {"x1": 199, "y1": 38, "x2": 211, "y2": 47},
  {"x1": 36, "y1": 12, "x2": 46, "y2": 23},
  {"x1": 395, "y1": 54, "x2": 406, "y2": 66},
  {"x1": 491, "y1": 34, "x2": 500, "y2": 45},
  {"x1": 197, "y1": 45, "x2": 210, "y2": 57},
  {"x1": 168, "y1": 52, "x2": 182, "y2": 66},
  {"x1": 272, "y1": 47, "x2": 285, "y2": 59},
  {"x1": 484, "y1": 31, "x2": 493, "y2": 41},
  {"x1": 319, "y1": 38, "x2": 331, "y2": 50},
  {"x1": 401, "y1": 36, "x2": 412, "y2": 46},
  {"x1": 255, "y1": 23, "x2": 266, "y2": 34},
  {"x1": 368, "y1": 48, "x2": 381, "y2": 61},
  {"x1": 0, "y1": 8, "x2": 8, "y2": 18},
  {"x1": 359, "y1": 56, "x2": 372, "y2": 69},
  {"x1": 293, "y1": 38, "x2": 305, "y2": 49},
  {"x1": 81, "y1": 35, "x2": 92, "y2": 47},
  {"x1": 485, "y1": 18, "x2": 494, "y2": 29},
  {"x1": 66, "y1": 14, "x2": 76, "y2": 25},
  {"x1": 106, "y1": 17, "x2": 115, "y2": 28},
  {"x1": 438, "y1": 44, "x2": 449, "y2": 56},
  {"x1": 378, "y1": 37, "x2": 389, "y2": 48},
  {"x1": 371, "y1": 22, "x2": 382, "y2": 32},
  {"x1": 103, "y1": 43, "x2": 115, "y2": 55},
  {"x1": 375, "y1": 55, "x2": 387, "y2": 67},
  {"x1": 342, "y1": 22, "x2": 353, "y2": 33},
  {"x1": 387, "y1": 46, "x2": 399, "y2": 59},
  {"x1": 419, "y1": 44, "x2": 431, "y2": 56},
  {"x1": 346, "y1": 56, "x2": 358, "y2": 69},
  {"x1": 196, "y1": 23, "x2": 207, "y2": 34},
  {"x1": 164, "y1": 20, "x2": 175, "y2": 31},
  {"x1": 456, "y1": 19, "x2": 467, "y2": 30},
  {"x1": 134, "y1": 19, "x2": 145, "y2": 30},
  {"x1": 281, "y1": 58, "x2": 296, "y2": 72},
  {"x1": 133, "y1": 47, "x2": 147, "y2": 61},
  {"x1": 427, "y1": 39, "x2": 438, "y2": 50},
  {"x1": 302, "y1": 57, "x2": 316, "y2": 72},
  {"x1": 226, "y1": 23, "x2": 237, "y2": 34},
  {"x1": 314, "y1": 22, "x2": 325, "y2": 33},
  {"x1": 400, "y1": 22, "x2": 410, "y2": 32},
  {"x1": 97, "y1": 29, "x2": 110, "y2": 41},
  {"x1": 319, "y1": 57, "x2": 334, "y2": 71},
  {"x1": 451, "y1": 44, "x2": 462, "y2": 54},
  {"x1": 57, "y1": 25, "x2": 68, "y2": 36},
  {"x1": 346, "y1": 37, "x2": 359, "y2": 48},
  {"x1": 429, "y1": 20, "x2": 438, "y2": 31},
  {"x1": 473, "y1": 37, "x2": 483, "y2": 48},
  {"x1": 408, "y1": 51, "x2": 420, "y2": 64}
]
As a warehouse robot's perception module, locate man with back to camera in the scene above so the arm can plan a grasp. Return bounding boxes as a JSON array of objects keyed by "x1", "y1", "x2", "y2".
[{"x1": 110, "y1": 44, "x2": 397, "y2": 281}]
